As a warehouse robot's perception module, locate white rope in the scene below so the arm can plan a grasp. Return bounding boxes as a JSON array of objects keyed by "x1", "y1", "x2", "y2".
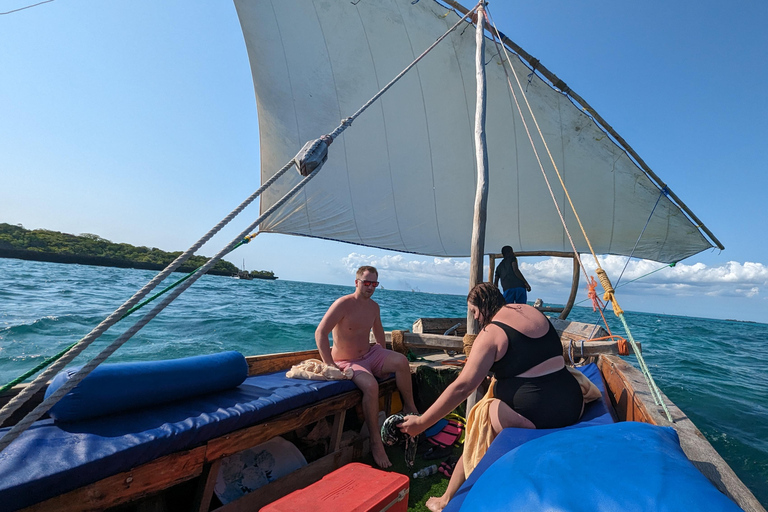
[
  {"x1": 0, "y1": 5, "x2": 475, "y2": 450},
  {"x1": 0, "y1": 163, "x2": 318, "y2": 452},
  {"x1": 486, "y1": 7, "x2": 672, "y2": 421},
  {"x1": 484, "y1": 9, "x2": 590, "y2": 285}
]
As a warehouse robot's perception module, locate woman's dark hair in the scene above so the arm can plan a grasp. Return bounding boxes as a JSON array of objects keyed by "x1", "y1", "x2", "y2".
[{"x1": 467, "y1": 282, "x2": 505, "y2": 329}]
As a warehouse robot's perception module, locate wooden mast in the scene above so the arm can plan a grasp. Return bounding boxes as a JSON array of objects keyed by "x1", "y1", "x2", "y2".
[{"x1": 467, "y1": 1, "x2": 489, "y2": 337}]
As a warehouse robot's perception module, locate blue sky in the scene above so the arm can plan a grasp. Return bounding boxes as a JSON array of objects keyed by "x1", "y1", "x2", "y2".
[{"x1": 2, "y1": 1, "x2": 767, "y2": 323}]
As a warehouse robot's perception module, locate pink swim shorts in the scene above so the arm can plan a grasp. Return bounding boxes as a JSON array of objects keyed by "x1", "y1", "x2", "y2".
[{"x1": 335, "y1": 344, "x2": 390, "y2": 378}]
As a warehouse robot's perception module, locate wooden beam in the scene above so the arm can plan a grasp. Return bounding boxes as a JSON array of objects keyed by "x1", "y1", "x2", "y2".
[
  {"x1": 193, "y1": 459, "x2": 222, "y2": 512},
  {"x1": 467, "y1": 1, "x2": 489, "y2": 336},
  {"x1": 488, "y1": 254, "x2": 496, "y2": 283},
  {"x1": 21, "y1": 447, "x2": 207, "y2": 512},
  {"x1": 488, "y1": 251, "x2": 577, "y2": 258},
  {"x1": 245, "y1": 350, "x2": 320, "y2": 375},
  {"x1": 559, "y1": 255, "x2": 580, "y2": 319},
  {"x1": 0, "y1": 384, "x2": 47, "y2": 427},
  {"x1": 375, "y1": 330, "x2": 636, "y2": 358}
]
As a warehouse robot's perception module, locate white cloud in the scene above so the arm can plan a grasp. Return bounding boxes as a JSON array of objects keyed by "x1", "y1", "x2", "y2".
[
  {"x1": 340, "y1": 252, "x2": 768, "y2": 301},
  {"x1": 341, "y1": 253, "x2": 471, "y2": 291}
]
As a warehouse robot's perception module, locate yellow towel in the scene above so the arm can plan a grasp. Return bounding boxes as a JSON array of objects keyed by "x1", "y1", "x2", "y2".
[
  {"x1": 567, "y1": 366, "x2": 602, "y2": 403},
  {"x1": 285, "y1": 359, "x2": 353, "y2": 381},
  {"x1": 462, "y1": 378, "x2": 498, "y2": 477},
  {"x1": 462, "y1": 368, "x2": 600, "y2": 476}
]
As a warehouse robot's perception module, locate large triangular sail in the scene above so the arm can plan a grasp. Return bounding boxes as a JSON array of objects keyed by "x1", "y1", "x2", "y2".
[{"x1": 234, "y1": 0, "x2": 717, "y2": 263}]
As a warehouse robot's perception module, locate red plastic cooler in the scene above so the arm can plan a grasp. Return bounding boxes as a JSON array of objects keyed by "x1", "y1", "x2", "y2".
[{"x1": 262, "y1": 462, "x2": 409, "y2": 512}]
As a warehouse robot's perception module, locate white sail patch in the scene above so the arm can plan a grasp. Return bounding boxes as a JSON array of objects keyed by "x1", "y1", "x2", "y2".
[{"x1": 234, "y1": 0, "x2": 713, "y2": 263}]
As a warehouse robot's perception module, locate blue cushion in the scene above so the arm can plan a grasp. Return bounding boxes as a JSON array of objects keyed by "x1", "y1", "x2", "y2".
[
  {"x1": 1, "y1": 370, "x2": 359, "y2": 510},
  {"x1": 460, "y1": 422, "x2": 742, "y2": 512},
  {"x1": 45, "y1": 351, "x2": 249, "y2": 422}
]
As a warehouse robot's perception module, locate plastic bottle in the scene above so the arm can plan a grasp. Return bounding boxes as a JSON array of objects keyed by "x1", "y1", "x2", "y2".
[{"x1": 413, "y1": 464, "x2": 438, "y2": 479}]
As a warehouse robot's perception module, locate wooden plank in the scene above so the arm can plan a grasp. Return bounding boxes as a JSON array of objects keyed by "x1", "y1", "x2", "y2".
[
  {"x1": 21, "y1": 447, "x2": 206, "y2": 512},
  {"x1": 245, "y1": 349, "x2": 320, "y2": 375},
  {"x1": 212, "y1": 438, "x2": 369, "y2": 511},
  {"x1": 413, "y1": 317, "x2": 466, "y2": 336},
  {"x1": 468, "y1": 0, "x2": 489, "y2": 338},
  {"x1": 413, "y1": 317, "x2": 611, "y2": 343},
  {"x1": 375, "y1": 331, "x2": 635, "y2": 358},
  {"x1": 598, "y1": 355, "x2": 766, "y2": 512},
  {"x1": 193, "y1": 459, "x2": 222, "y2": 512},
  {"x1": 597, "y1": 354, "x2": 655, "y2": 424},
  {"x1": 0, "y1": 383, "x2": 47, "y2": 427},
  {"x1": 559, "y1": 255, "x2": 580, "y2": 319},
  {"x1": 329, "y1": 410, "x2": 345, "y2": 453}
]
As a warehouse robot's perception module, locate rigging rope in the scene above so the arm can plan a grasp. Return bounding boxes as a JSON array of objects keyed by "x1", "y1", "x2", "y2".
[
  {"x1": 0, "y1": 162, "x2": 296, "y2": 434},
  {"x1": 485, "y1": 7, "x2": 673, "y2": 421},
  {"x1": 0, "y1": 9, "x2": 476, "y2": 451},
  {"x1": 0, "y1": 164, "x2": 320, "y2": 451},
  {"x1": 0, "y1": 235, "x2": 261, "y2": 394}
]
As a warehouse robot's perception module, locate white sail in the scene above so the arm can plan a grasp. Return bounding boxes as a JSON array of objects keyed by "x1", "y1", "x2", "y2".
[{"x1": 234, "y1": 0, "x2": 714, "y2": 263}]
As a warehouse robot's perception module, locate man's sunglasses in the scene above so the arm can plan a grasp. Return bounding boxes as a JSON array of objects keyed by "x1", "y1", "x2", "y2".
[{"x1": 358, "y1": 280, "x2": 379, "y2": 288}]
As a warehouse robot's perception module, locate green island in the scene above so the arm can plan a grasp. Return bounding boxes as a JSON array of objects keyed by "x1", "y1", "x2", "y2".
[{"x1": 0, "y1": 223, "x2": 277, "y2": 279}]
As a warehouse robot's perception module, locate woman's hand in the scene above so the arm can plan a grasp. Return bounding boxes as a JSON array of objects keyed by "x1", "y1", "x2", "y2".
[{"x1": 398, "y1": 413, "x2": 425, "y2": 438}]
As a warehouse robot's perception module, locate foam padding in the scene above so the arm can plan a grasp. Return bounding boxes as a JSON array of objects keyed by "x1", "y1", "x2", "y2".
[
  {"x1": 459, "y1": 422, "x2": 742, "y2": 511},
  {"x1": 45, "y1": 351, "x2": 249, "y2": 422},
  {"x1": 1, "y1": 371, "x2": 360, "y2": 510}
]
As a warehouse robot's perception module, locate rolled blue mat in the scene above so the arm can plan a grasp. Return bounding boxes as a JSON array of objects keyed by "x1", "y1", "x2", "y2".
[{"x1": 45, "y1": 351, "x2": 248, "y2": 422}]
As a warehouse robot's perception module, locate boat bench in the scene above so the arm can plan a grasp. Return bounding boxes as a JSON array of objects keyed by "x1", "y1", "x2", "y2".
[{"x1": 0, "y1": 353, "x2": 397, "y2": 512}]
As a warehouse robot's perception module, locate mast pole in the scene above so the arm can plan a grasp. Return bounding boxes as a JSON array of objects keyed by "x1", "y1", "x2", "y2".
[{"x1": 467, "y1": 1, "x2": 489, "y2": 337}]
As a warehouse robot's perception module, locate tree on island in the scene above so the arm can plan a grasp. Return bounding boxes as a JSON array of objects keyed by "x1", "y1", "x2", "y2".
[{"x1": 0, "y1": 223, "x2": 275, "y2": 278}]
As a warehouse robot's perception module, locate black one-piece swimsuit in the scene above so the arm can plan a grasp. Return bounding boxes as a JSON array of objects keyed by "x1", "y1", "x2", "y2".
[{"x1": 489, "y1": 320, "x2": 583, "y2": 429}]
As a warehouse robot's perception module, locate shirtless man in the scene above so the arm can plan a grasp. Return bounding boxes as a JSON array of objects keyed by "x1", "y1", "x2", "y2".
[{"x1": 315, "y1": 266, "x2": 418, "y2": 468}]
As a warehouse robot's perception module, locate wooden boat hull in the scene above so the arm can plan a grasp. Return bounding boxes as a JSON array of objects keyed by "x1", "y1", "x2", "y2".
[
  {"x1": 2, "y1": 325, "x2": 763, "y2": 512},
  {"x1": 598, "y1": 354, "x2": 763, "y2": 511}
]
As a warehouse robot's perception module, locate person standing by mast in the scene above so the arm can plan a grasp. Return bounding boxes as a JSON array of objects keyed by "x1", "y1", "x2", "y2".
[{"x1": 494, "y1": 246, "x2": 531, "y2": 304}]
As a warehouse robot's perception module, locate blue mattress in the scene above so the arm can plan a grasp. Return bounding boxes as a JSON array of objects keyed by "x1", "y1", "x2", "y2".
[
  {"x1": 458, "y1": 422, "x2": 743, "y2": 511},
  {"x1": 0, "y1": 372, "x2": 358, "y2": 511},
  {"x1": 445, "y1": 362, "x2": 615, "y2": 512}
]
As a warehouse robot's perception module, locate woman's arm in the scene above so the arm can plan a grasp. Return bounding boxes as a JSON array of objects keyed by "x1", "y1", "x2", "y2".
[{"x1": 399, "y1": 328, "x2": 499, "y2": 436}]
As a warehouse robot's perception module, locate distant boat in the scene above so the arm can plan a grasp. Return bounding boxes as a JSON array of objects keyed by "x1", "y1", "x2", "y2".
[
  {"x1": 236, "y1": 259, "x2": 253, "y2": 280},
  {"x1": 236, "y1": 270, "x2": 253, "y2": 280}
]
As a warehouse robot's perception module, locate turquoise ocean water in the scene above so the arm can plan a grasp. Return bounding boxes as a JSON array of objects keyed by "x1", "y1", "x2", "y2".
[{"x1": 1, "y1": 258, "x2": 767, "y2": 507}]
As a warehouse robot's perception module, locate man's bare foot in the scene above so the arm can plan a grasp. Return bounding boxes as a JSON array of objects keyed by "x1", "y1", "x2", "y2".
[
  {"x1": 371, "y1": 441, "x2": 392, "y2": 468},
  {"x1": 426, "y1": 496, "x2": 449, "y2": 512},
  {"x1": 403, "y1": 406, "x2": 419, "y2": 416}
]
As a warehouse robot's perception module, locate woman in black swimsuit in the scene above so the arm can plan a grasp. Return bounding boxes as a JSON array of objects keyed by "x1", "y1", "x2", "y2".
[{"x1": 399, "y1": 282, "x2": 583, "y2": 512}]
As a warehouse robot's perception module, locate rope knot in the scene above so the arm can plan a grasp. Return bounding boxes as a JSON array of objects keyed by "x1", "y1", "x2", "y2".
[
  {"x1": 596, "y1": 267, "x2": 624, "y2": 316},
  {"x1": 617, "y1": 338, "x2": 630, "y2": 356},
  {"x1": 462, "y1": 334, "x2": 477, "y2": 357},
  {"x1": 391, "y1": 330, "x2": 408, "y2": 355}
]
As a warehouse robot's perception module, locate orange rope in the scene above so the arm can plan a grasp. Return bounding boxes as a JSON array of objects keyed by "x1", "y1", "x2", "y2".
[{"x1": 586, "y1": 276, "x2": 629, "y2": 355}]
